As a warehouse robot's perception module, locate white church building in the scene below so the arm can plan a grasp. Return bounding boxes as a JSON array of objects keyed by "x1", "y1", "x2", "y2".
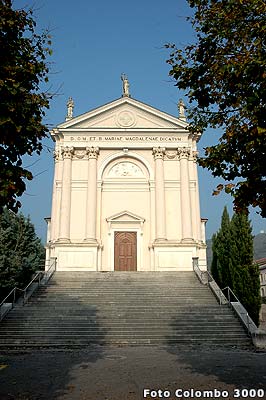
[{"x1": 45, "y1": 77, "x2": 207, "y2": 272}]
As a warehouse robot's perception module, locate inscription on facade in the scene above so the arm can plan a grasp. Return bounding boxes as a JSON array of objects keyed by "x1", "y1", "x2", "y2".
[{"x1": 69, "y1": 136, "x2": 182, "y2": 142}]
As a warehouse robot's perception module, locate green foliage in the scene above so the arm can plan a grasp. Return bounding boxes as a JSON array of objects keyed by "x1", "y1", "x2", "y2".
[
  {"x1": 0, "y1": 208, "x2": 45, "y2": 300},
  {"x1": 166, "y1": 0, "x2": 266, "y2": 216},
  {"x1": 230, "y1": 212, "x2": 254, "y2": 269},
  {"x1": 211, "y1": 207, "x2": 233, "y2": 288},
  {"x1": 230, "y1": 213, "x2": 261, "y2": 325},
  {"x1": 0, "y1": 0, "x2": 52, "y2": 213},
  {"x1": 211, "y1": 233, "x2": 219, "y2": 284},
  {"x1": 211, "y1": 207, "x2": 261, "y2": 325}
]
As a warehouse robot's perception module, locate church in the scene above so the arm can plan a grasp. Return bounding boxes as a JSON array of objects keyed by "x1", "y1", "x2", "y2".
[{"x1": 45, "y1": 76, "x2": 207, "y2": 272}]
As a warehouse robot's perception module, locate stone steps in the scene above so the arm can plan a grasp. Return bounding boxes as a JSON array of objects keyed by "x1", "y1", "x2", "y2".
[
  {"x1": 0, "y1": 325, "x2": 245, "y2": 331},
  {"x1": 0, "y1": 333, "x2": 247, "y2": 340},
  {"x1": 0, "y1": 271, "x2": 252, "y2": 347}
]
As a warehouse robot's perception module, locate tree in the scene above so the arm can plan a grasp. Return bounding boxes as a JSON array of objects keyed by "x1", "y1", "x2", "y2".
[
  {"x1": 210, "y1": 232, "x2": 219, "y2": 283},
  {"x1": 211, "y1": 207, "x2": 233, "y2": 288},
  {"x1": 230, "y1": 212, "x2": 261, "y2": 325},
  {"x1": 0, "y1": 208, "x2": 45, "y2": 300},
  {"x1": 211, "y1": 207, "x2": 261, "y2": 325},
  {"x1": 0, "y1": 0, "x2": 52, "y2": 213},
  {"x1": 166, "y1": 0, "x2": 266, "y2": 216}
]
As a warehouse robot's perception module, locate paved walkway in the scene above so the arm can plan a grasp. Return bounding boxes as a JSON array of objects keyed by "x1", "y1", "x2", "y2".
[{"x1": 0, "y1": 345, "x2": 266, "y2": 400}]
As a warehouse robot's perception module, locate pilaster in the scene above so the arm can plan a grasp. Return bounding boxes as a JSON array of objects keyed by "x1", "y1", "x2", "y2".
[
  {"x1": 51, "y1": 149, "x2": 60, "y2": 242},
  {"x1": 178, "y1": 147, "x2": 193, "y2": 242},
  {"x1": 84, "y1": 147, "x2": 100, "y2": 242},
  {"x1": 192, "y1": 150, "x2": 202, "y2": 242},
  {"x1": 152, "y1": 147, "x2": 167, "y2": 241},
  {"x1": 58, "y1": 146, "x2": 74, "y2": 243}
]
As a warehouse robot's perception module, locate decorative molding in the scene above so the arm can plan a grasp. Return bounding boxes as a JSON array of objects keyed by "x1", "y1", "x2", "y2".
[
  {"x1": 61, "y1": 146, "x2": 74, "y2": 160},
  {"x1": 106, "y1": 210, "x2": 145, "y2": 223},
  {"x1": 177, "y1": 147, "x2": 191, "y2": 159},
  {"x1": 86, "y1": 146, "x2": 99, "y2": 159},
  {"x1": 152, "y1": 147, "x2": 166, "y2": 160},
  {"x1": 106, "y1": 210, "x2": 145, "y2": 236},
  {"x1": 165, "y1": 150, "x2": 178, "y2": 160},
  {"x1": 74, "y1": 149, "x2": 86, "y2": 159},
  {"x1": 116, "y1": 110, "x2": 136, "y2": 127},
  {"x1": 99, "y1": 151, "x2": 153, "y2": 180},
  {"x1": 108, "y1": 161, "x2": 145, "y2": 178}
]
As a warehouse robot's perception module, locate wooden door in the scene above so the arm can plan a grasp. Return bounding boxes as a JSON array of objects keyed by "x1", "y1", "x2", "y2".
[{"x1": 114, "y1": 231, "x2": 137, "y2": 271}]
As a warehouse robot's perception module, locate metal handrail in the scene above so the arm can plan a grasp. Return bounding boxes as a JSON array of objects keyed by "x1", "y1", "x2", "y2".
[
  {"x1": 192, "y1": 257, "x2": 225, "y2": 305},
  {"x1": 43, "y1": 257, "x2": 57, "y2": 284},
  {"x1": 0, "y1": 257, "x2": 57, "y2": 321},
  {"x1": 192, "y1": 257, "x2": 257, "y2": 337},
  {"x1": 222, "y1": 286, "x2": 257, "y2": 337}
]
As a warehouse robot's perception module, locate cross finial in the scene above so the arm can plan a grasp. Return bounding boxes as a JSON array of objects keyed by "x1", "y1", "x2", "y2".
[{"x1": 121, "y1": 73, "x2": 130, "y2": 97}]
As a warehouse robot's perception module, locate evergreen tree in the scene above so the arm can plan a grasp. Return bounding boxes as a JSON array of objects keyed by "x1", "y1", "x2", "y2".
[
  {"x1": 230, "y1": 213, "x2": 261, "y2": 325},
  {"x1": 211, "y1": 208, "x2": 261, "y2": 325},
  {"x1": 0, "y1": 208, "x2": 45, "y2": 300},
  {"x1": 211, "y1": 233, "x2": 219, "y2": 284},
  {"x1": 211, "y1": 207, "x2": 232, "y2": 288}
]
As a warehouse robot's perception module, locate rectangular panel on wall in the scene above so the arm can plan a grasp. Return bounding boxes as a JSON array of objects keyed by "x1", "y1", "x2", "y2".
[
  {"x1": 72, "y1": 159, "x2": 88, "y2": 181},
  {"x1": 70, "y1": 189, "x2": 86, "y2": 239},
  {"x1": 155, "y1": 248, "x2": 193, "y2": 271},
  {"x1": 58, "y1": 248, "x2": 97, "y2": 270},
  {"x1": 165, "y1": 190, "x2": 182, "y2": 240}
]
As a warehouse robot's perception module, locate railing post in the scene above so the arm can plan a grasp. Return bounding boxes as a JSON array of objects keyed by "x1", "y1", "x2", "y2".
[
  {"x1": 13, "y1": 288, "x2": 16, "y2": 308},
  {"x1": 192, "y1": 257, "x2": 199, "y2": 271},
  {"x1": 247, "y1": 313, "x2": 250, "y2": 336}
]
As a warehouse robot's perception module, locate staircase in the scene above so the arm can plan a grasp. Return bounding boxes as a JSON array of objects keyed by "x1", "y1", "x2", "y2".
[{"x1": 0, "y1": 272, "x2": 251, "y2": 347}]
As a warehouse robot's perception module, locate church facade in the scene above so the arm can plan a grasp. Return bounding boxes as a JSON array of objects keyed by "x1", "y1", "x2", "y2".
[{"x1": 45, "y1": 84, "x2": 207, "y2": 272}]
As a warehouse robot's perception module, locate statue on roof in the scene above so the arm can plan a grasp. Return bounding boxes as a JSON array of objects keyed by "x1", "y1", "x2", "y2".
[
  {"x1": 178, "y1": 99, "x2": 186, "y2": 120},
  {"x1": 121, "y1": 73, "x2": 130, "y2": 97},
  {"x1": 66, "y1": 96, "x2": 74, "y2": 121}
]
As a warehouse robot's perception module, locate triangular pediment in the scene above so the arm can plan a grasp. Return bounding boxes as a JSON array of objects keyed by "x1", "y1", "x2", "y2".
[
  {"x1": 57, "y1": 97, "x2": 188, "y2": 131},
  {"x1": 106, "y1": 210, "x2": 145, "y2": 223}
]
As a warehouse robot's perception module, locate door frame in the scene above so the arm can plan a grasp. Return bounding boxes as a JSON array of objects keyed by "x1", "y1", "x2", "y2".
[
  {"x1": 109, "y1": 227, "x2": 142, "y2": 271},
  {"x1": 114, "y1": 231, "x2": 137, "y2": 271}
]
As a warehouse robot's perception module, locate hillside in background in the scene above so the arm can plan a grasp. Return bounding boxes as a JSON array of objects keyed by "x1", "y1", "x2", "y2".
[{"x1": 206, "y1": 232, "x2": 266, "y2": 269}]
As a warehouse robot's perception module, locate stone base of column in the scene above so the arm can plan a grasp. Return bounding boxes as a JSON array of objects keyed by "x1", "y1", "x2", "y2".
[
  {"x1": 56, "y1": 238, "x2": 71, "y2": 243},
  {"x1": 154, "y1": 238, "x2": 168, "y2": 243},
  {"x1": 181, "y1": 238, "x2": 195, "y2": 244},
  {"x1": 83, "y1": 237, "x2": 98, "y2": 243}
]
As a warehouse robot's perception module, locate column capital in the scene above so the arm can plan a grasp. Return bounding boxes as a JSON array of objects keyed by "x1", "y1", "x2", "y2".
[
  {"x1": 53, "y1": 149, "x2": 60, "y2": 162},
  {"x1": 152, "y1": 147, "x2": 166, "y2": 160},
  {"x1": 192, "y1": 151, "x2": 199, "y2": 162},
  {"x1": 61, "y1": 146, "x2": 74, "y2": 160},
  {"x1": 86, "y1": 146, "x2": 100, "y2": 159},
  {"x1": 177, "y1": 147, "x2": 191, "y2": 160}
]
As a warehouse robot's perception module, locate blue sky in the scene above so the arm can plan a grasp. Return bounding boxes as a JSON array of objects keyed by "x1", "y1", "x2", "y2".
[{"x1": 16, "y1": 0, "x2": 265, "y2": 241}]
